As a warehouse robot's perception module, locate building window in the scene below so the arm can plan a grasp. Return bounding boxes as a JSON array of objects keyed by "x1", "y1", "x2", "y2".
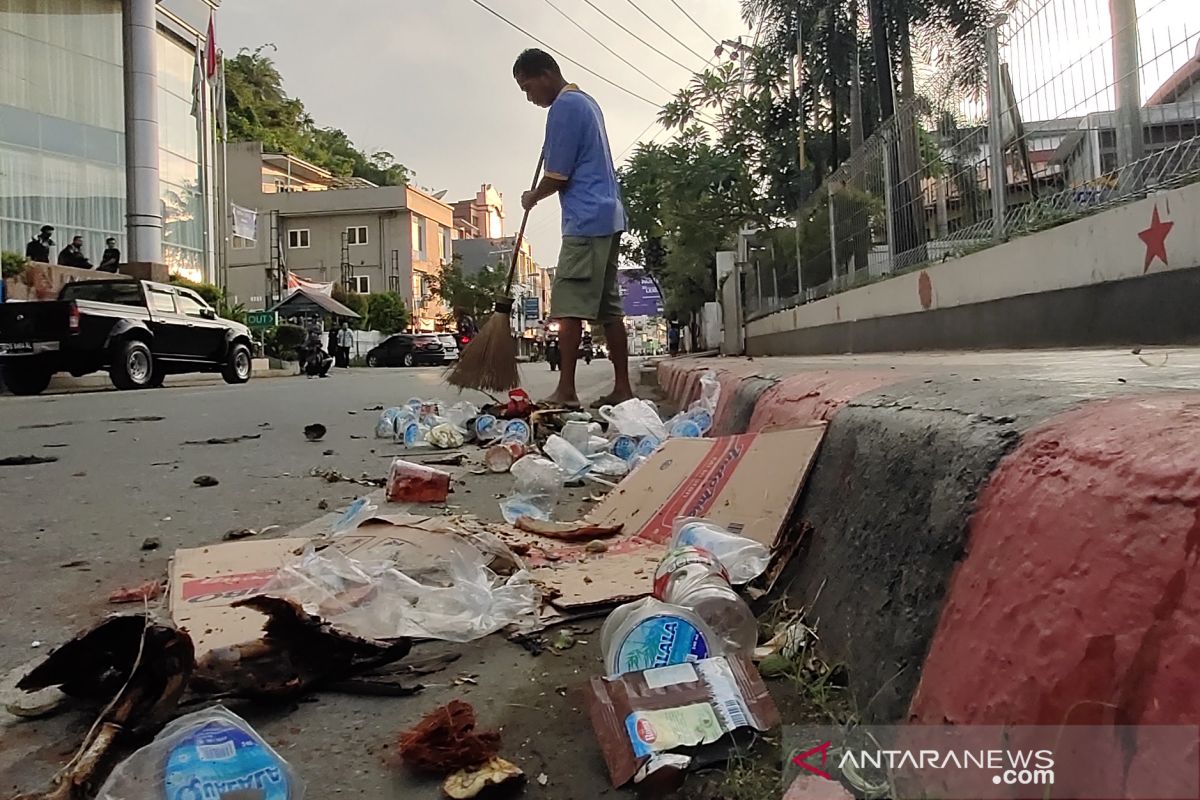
[
  {"x1": 350, "y1": 275, "x2": 370, "y2": 294},
  {"x1": 231, "y1": 235, "x2": 254, "y2": 249},
  {"x1": 347, "y1": 226, "x2": 369, "y2": 246},
  {"x1": 287, "y1": 229, "x2": 310, "y2": 249}
]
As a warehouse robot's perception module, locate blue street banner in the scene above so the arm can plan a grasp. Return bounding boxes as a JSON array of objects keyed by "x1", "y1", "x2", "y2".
[{"x1": 618, "y1": 270, "x2": 663, "y2": 317}]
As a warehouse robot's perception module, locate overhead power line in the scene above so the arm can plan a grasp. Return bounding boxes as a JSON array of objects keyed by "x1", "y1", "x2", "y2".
[
  {"x1": 621, "y1": 0, "x2": 713, "y2": 65},
  {"x1": 540, "y1": 0, "x2": 674, "y2": 97},
  {"x1": 669, "y1": 0, "x2": 721, "y2": 46},
  {"x1": 467, "y1": 0, "x2": 659, "y2": 108},
  {"x1": 578, "y1": 0, "x2": 698, "y2": 74}
]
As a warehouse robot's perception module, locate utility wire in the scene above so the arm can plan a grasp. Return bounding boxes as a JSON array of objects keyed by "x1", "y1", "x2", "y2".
[
  {"x1": 621, "y1": 0, "x2": 713, "y2": 65},
  {"x1": 669, "y1": 0, "x2": 721, "y2": 46},
  {"x1": 468, "y1": 0, "x2": 660, "y2": 108},
  {"x1": 579, "y1": 0, "x2": 698, "y2": 73},
  {"x1": 540, "y1": 0, "x2": 674, "y2": 97}
]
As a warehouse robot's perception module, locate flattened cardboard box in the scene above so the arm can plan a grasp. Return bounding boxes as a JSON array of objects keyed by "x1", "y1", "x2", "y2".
[
  {"x1": 170, "y1": 509, "x2": 471, "y2": 657},
  {"x1": 535, "y1": 425, "x2": 825, "y2": 610}
]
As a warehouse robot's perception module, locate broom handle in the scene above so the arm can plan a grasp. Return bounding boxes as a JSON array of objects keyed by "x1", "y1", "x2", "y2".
[{"x1": 504, "y1": 153, "x2": 545, "y2": 294}]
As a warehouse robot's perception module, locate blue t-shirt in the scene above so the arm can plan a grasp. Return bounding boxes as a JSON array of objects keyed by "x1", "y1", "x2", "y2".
[{"x1": 543, "y1": 86, "x2": 627, "y2": 238}]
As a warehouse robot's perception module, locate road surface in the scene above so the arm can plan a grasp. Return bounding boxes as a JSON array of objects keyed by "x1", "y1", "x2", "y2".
[{"x1": 0, "y1": 361, "x2": 630, "y2": 798}]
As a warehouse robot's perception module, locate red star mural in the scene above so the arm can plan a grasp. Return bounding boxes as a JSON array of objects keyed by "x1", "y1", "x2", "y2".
[{"x1": 1137, "y1": 204, "x2": 1174, "y2": 273}]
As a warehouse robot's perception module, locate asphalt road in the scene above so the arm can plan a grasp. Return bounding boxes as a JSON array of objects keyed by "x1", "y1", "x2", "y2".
[{"x1": 0, "y1": 361, "x2": 635, "y2": 799}]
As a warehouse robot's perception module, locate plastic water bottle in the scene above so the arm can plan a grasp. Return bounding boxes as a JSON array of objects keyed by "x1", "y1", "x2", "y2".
[
  {"x1": 670, "y1": 518, "x2": 770, "y2": 584},
  {"x1": 655, "y1": 563, "x2": 758, "y2": 658},
  {"x1": 600, "y1": 597, "x2": 720, "y2": 676}
]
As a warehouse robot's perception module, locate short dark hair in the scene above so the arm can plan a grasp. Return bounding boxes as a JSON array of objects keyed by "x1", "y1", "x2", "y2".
[{"x1": 513, "y1": 48, "x2": 560, "y2": 78}]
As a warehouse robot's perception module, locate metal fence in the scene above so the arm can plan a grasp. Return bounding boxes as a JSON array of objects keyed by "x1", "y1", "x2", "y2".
[{"x1": 744, "y1": 0, "x2": 1200, "y2": 321}]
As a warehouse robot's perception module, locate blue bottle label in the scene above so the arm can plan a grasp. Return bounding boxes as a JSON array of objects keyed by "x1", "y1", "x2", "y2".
[
  {"x1": 164, "y1": 720, "x2": 292, "y2": 800},
  {"x1": 614, "y1": 614, "x2": 709, "y2": 675}
]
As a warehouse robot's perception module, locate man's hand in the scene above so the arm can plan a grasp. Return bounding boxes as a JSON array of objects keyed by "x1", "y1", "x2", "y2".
[{"x1": 521, "y1": 190, "x2": 539, "y2": 212}]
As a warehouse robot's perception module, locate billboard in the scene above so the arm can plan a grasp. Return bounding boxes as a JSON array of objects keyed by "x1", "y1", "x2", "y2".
[{"x1": 618, "y1": 270, "x2": 663, "y2": 317}]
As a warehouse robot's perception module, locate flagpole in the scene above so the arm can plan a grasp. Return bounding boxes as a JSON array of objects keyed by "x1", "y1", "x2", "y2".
[
  {"x1": 196, "y1": 43, "x2": 214, "y2": 284},
  {"x1": 217, "y1": 53, "x2": 230, "y2": 293}
]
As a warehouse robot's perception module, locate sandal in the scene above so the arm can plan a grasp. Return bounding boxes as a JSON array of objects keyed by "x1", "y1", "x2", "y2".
[
  {"x1": 537, "y1": 398, "x2": 583, "y2": 410},
  {"x1": 589, "y1": 392, "x2": 635, "y2": 410}
]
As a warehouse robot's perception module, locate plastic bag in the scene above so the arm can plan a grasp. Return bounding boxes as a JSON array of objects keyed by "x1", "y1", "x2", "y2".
[
  {"x1": 543, "y1": 434, "x2": 592, "y2": 480},
  {"x1": 669, "y1": 517, "x2": 770, "y2": 584},
  {"x1": 511, "y1": 455, "x2": 563, "y2": 495},
  {"x1": 690, "y1": 370, "x2": 721, "y2": 415},
  {"x1": 96, "y1": 705, "x2": 304, "y2": 800},
  {"x1": 500, "y1": 494, "x2": 555, "y2": 524},
  {"x1": 330, "y1": 496, "x2": 378, "y2": 536},
  {"x1": 588, "y1": 451, "x2": 630, "y2": 477},
  {"x1": 598, "y1": 398, "x2": 668, "y2": 440},
  {"x1": 260, "y1": 535, "x2": 538, "y2": 643},
  {"x1": 443, "y1": 401, "x2": 479, "y2": 433}
]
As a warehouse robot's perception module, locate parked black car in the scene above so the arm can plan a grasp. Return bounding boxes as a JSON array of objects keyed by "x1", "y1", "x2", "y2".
[
  {"x1": 0, "y1": 279, "x2": 253, "y2": 395},
  {"x1": 364, "y1": 333, "x2": 447, "y2": 367}
]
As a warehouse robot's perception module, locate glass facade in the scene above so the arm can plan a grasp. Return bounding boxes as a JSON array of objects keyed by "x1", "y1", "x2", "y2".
[
  {"x1": 0, "y1": 0, "x2": 212, "y2": 280},
  {"x1": 0, "y1": 0, "x2": 126, "y2": 264}
]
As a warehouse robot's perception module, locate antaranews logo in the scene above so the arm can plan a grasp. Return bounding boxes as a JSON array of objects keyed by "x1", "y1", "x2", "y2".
[{"x1": 791, "y1": 741, "x2": 1054, "y2": 786}]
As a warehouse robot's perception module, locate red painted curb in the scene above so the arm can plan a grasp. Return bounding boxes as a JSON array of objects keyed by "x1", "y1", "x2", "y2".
[
  {"x1": 748, "y1": 371, "x2": 908, "y2": 431},
  {"x1": 910, "y1": 393, "x2": 1200, "y2": 732}
]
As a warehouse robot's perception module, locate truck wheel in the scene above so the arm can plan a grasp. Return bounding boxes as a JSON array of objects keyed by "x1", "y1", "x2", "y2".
[
  {"x1": 2, "y1": 364, "x2": 52, "y2": 396},
  {"x1": 110, "y1": 339, "x2": 154, "y2": 390},
  {"x1": 222, "y1": 343, "x2": 252, "y2": 384},
  {"x1": 149, "y1": 364, "x2": 167, "y2": 388}
]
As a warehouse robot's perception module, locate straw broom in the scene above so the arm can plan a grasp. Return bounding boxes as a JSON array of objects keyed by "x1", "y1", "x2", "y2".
[{"x1": 446, "y1": 155, "x2": 544, "y2": 392}]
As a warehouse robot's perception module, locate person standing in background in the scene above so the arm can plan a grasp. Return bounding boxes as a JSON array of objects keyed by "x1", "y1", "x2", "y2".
[
  {"x1": 99, "y1": 238, "x2": 121, "y2": 272},
  {"x1": 57, "y1": 235, "x2": 92, "y2": 268},
  {"x1": 25, "y1": 225, "x2": 54, "y2": 263},
  {"x1": 337, "y1": 322, "x2": 354, "y2": 368}
]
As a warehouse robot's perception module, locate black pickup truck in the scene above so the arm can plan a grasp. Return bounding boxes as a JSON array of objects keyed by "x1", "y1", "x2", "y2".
[{"x1": 0, "y1": 279, "x2": 254, "y2": 395}]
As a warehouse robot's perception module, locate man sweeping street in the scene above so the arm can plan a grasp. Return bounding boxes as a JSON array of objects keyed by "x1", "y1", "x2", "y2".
[{"x1": 513, "y1": 48, "x2": 633, "y2": 410}]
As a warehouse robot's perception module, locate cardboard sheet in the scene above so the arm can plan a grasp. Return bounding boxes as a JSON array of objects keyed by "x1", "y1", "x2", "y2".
[{"x1": 536, "y1": 425, "x2": 826, "y2": 610}]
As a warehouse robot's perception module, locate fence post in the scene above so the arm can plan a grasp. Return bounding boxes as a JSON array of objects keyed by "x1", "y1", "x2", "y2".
[
  {"x1": 986, "y1": 20, "x2": 1007, "y2": 242},
  {"x1": 827, "y1": 182, "x2": 839, "y2": 285},
  {"x1": 882, "y1": 127, "x2": 897, "y2": 273}
]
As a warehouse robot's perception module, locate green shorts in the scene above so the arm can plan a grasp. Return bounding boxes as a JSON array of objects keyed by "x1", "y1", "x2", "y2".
[{"x1": 550, "y1": 233, "x2": 624, "y2": 322}]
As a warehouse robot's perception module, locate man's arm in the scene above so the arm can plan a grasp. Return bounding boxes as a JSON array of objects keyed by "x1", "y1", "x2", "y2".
[{"x1": 524, "y1": 98, "x2": 582, "y2": 211}]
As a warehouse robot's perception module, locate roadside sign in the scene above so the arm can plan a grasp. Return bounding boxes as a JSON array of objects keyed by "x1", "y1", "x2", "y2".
[
  {"x1": 522, "y1": 296, "x2": 539, "y2": 324},
  {"x1": 246, "y1": 310, "x2": 277, "y2": 329}
]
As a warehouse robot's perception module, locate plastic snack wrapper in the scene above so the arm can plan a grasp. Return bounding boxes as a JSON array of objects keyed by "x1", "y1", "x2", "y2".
[{"x1": 96, "y1": 705, "x2": 304, "y2": 800}]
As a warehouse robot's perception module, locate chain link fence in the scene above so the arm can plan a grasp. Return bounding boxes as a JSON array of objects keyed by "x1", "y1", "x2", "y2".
[{"x1": 744, "y1": 0, "x2": 1200, "y2": 321}]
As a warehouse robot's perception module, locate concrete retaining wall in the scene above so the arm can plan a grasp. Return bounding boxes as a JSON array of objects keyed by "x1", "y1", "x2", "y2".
[
  {"x1": 657, "y1": 357, "x2": 1200, "y2": 736},
  {"x1": 745, "y1": 180, "x2": 1200, "y2": 354}
]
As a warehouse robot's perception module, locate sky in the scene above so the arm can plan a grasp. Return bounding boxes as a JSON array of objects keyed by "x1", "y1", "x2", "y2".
[
  {"x1": 216, "y1": 0, "x2": 1198, "y2": 265},
  {"x1": 217, "y1": 0, "x2": 751, "y2": 263}
]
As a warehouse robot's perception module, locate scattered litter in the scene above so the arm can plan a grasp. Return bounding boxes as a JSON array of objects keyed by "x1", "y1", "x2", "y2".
[
  {"x1": 514, "y1": 517, "x2": 623, "y2": 541},
  {"x1": 484, "y1": 442, "x2": 524, "y2": 473},
  {"x1": 141, "y1": 537, "x2": 161, "y2": 551},
  {"x1": 1, "y1": 658, "x2": 66, "y2": 719},
  {"x1": 597, "y1": 398, "x2": 668, "y2": 440},
  {"x1": 302, "y1": 422, "x2": 327, "y2": 442},
  {"x1": 550, "y1": 628, "x2": 576, "y2": 652},
  {"x1": 537, "y1": 772, "x2": 550, "y2": 786},
  {"x1": 330, "y1": 496, "x2": 379, "y2": 535},
  {"x1": 30, "y1": 641, "x2": 40, "y2": 648},
  {"x1": 108, "y1": 580, "x2": 164, "y2": 604},
  {"x1": 397, "y1": 700, "x2": 501, "y2": 775},
  {"x1": 428, "y1": 423, "x2": 465, "y2": 449},
  {"x1": 601, "y1": 597, "x2": 719, "y2": 676},
  {"x1": 193, "y1": 474, "x2": 220, "y2": 487},
  {"x1": 0, "y1": 455, "x2": 58, "y2": 466},
  {"x1": 191, "y1": 596, "x2": 411, "y2": 700},
  {"x1": 182, "y1": 433, "x2": 262, "y2": 445},
  {"x1": 585, "y1": 540, "x2": 609, "y2": 554},
  {"x1": 668, "y1": 518, "x2": 771, "y2": 584},
  {"x1": 60, "y1": 559, "x2": 89, "y2": 568},
  {"x1": 106, "y1": 415, "x2": 166, "y2": 424},
  {"x1": 309, "y1": 466, "x2": 386, "y2": 487},
  {"x1": 654, "y1": 553, "x2": 758, "y2": 658},
  {"x1": 222, "y1": 525, "x2": 279, "y2": 541},
  {"x1": 586, "y1": 655, "x2": 781, "y2": 787},
  {"x1": 317, "y1": 499, "x2": 329, "y2": 510},
  {"x1": 386, "y1": 459, "x2": 451, "y2": 503},
  {"x1": 43, "y1": 443, "x2": 69, "y2": 448},
  {"x1": 453, "y1": 673, "x2": 479, "y2": 687},
  {"x1": 443, "y1": 756, "x2": 525, "y2": 799},
  {"x1": 544, "y1": 434, "x2": 592, "y2": 480},
  {"x1": 96, "y1": 706, "x2": 304, "y2": 800},
  {"x1": 419, "y1": 452, "x2": 469, "y2": 467},
  {"x1": 1137, "y1": 352, "x2": 1170, "y2": 367}
]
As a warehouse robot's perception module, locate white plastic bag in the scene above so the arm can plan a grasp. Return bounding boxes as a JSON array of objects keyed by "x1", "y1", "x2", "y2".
[
  {"x1": 260, "y1": 533, "x2": 538, "y2": 643},
  {"x1": 97, "y1": 705, "x2": 304, "y2": 800},
  {"x1": 669, "y1": 517, "x2": 770, "y2": 584},
  {"x1": 443, "y1": 401, "x2": 479, "y2": 433},
  {"x1": 598, "y1": 398, "x2": 669, "y2": 440}
]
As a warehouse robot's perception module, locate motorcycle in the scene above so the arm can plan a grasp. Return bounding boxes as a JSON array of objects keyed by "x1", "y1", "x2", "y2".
[{"x1": 546, "y1": 335, "x2": 561, "y2": 372}]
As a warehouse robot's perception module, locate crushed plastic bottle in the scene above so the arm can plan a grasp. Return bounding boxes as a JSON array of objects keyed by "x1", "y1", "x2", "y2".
[
  {"x1": 656, "y1": 563, "x2": 757, "y2": 658},
  {"x1": 543, "y1": 434, "x2": 592, "y2": 480},
  {"x1": 600, "y1": 596, "x2": 721, "y2": 676},
  {"x1": 669, "y1": 518, "x2": 770, "y2": 584}
]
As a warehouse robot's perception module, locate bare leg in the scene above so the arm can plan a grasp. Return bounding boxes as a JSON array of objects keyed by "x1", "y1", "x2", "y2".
[
  {"x1": 544, "y1": 318, "x2": 582, "y2": 406},
  {"x1": 603, "y1": 319, "x2": 634, "y2": 403}
]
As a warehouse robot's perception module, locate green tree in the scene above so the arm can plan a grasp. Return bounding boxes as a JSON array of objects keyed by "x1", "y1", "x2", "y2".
[
  {"x1": 432, "y1": 256, "x2": 506, "y2": 321},
  {"x1": 364, "y1": 292, "x2": 409, "y2": 335},
  {"x1": 225, "y1": 45, "x2": 411, "y2": 186}
]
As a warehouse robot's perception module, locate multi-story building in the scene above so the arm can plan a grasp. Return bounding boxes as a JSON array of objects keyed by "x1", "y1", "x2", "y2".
[
  {"x1": 1, "y1": 0, "x2": 223, "y2": 281},
  {"x1": 452, "y1": 184, "x2": 505, "y2": 240},
  {"x1": 224, "y1": 142, "x2": 453, "y2": 331}
]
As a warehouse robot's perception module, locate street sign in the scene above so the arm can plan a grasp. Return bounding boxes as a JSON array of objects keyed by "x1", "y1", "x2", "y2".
[
  {"x1": 246, "y1": 310, "x2": 277, "y2": 329},
  {"x1": 522, "y1": 296, "x2": 540, "y2": 325}
]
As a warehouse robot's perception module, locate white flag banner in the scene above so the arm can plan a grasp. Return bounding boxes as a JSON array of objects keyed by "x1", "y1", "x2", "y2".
[{"x1": 231, "y1": 204, "x2": 257, "y2": 241}]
